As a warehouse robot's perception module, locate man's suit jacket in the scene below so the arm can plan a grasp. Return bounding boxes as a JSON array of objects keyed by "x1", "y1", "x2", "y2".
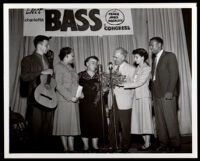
[
  {"x1": 124, "y1": 64, "x2": 151, "y2": 99},
  {"x1": 21, "y1": 52, "x2": 49, "y2": 102},
  {"x1": 152, "y1": 51, "x2": 179, "y2": 98},
  {"x1": 113, "y1": 62, "x2": 136, "y2": 110}
]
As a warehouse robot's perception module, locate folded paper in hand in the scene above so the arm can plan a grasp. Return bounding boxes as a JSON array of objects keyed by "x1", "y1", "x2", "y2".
[{"x1": 76, "y1": 85, "x2": 83, "y2": 98}]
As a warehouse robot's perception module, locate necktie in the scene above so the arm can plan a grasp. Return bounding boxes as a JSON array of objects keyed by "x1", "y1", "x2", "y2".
[
  {"x1": 152, "y1": 56, "x2": 157, "y2": 81},
  {"x1": 115, "y1": 65, "x2": 120, "y2": 73}
]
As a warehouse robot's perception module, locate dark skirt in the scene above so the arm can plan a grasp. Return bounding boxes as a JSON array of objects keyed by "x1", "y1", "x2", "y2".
[{"x1": 79, "y1": 100, "x2": 107, "y2": 139}]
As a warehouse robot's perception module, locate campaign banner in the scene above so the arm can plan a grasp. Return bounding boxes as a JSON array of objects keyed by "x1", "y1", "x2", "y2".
[{"x1": 23, "y1": 8, "x2": 134, "y2": 37}]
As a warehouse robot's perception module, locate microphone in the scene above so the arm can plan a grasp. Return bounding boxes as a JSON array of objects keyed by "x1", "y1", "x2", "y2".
[
  {"x1": 46, "y1": 50, "x2": 53, "y2": 55},
  {"x1": 108, "y1": 62, "x2": 113, "y2": 70},
  {"x1": 98, "y1": 64, "x2": 103, "y2": 74},
  {"x1": 46, "y1": 50, "x2": 54, "y2": 58}
]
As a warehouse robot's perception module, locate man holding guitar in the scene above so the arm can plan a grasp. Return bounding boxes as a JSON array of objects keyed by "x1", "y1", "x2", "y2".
[{"x1": 21, "y1": 35, "x2": 55, "y2": 151}]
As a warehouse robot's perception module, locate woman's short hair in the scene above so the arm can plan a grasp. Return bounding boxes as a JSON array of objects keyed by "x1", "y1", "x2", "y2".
[
  {"x1": 84, "y1": 56, "x2": 99, "y2": 66},
  {"x1": 59, "y1": 47, "x2": 73, "y2": 61},
  {"x1": 132, "y1": 48, "x2": 148, "y2": 61}
]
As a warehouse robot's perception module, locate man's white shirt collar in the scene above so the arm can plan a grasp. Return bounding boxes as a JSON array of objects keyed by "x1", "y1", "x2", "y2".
[
  {"x1": 153, "y1": 50, "x2": 163, "y2": 81},
  {"x1": 156, "y1": 49, "x2": 164, "y2": 64}
]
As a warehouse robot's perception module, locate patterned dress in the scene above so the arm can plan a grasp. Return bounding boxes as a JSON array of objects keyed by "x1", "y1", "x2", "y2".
[{"x1": 78, "y1": 71, "x2": 108, "y2": 139}]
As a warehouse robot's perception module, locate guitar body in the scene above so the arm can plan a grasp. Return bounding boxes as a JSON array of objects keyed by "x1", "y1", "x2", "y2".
[{"x1": 34, "y1": 75, "x2": 57, "y2": 109}]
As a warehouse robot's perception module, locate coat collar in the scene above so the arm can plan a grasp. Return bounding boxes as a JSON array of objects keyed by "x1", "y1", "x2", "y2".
[{"x1": 156, "y1": 50, "x2": 168, "y2": 68}]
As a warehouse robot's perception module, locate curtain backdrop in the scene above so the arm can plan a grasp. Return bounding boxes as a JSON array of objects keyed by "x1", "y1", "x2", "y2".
[{"x1": 9, "y1": 8, "x2": 192, "y2": 135}]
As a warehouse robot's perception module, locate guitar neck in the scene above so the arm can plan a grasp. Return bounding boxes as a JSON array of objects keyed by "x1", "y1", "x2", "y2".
[
  {"x1": 45, "y1": 52, "x2": 54, "y2": 85},
  {"x1": 46, "y1": 74, "x2": 52, "y2": 84}
]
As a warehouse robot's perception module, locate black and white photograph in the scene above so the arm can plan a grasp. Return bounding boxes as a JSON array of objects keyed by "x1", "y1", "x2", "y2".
[{"x1": 3, "y1": 3, "x2": 197, "y2": 159}]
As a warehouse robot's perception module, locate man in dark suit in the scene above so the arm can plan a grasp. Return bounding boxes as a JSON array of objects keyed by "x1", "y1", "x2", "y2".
[
  {"x1": 149, "y1": 37, "x2": 181, "y2": 152},
  {"x1": 20, "y1": 35, "x2": 54, "y2": 151}
]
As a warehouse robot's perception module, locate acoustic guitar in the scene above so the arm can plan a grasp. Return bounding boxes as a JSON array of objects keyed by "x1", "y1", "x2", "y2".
[{"x1": 34, "y1": 50, "x2": 57, "y2": 109}]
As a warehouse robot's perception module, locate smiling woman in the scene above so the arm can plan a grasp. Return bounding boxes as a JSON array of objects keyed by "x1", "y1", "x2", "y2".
[{"x1": 78, "y1": 56, "x2": 108, "y2": 152}]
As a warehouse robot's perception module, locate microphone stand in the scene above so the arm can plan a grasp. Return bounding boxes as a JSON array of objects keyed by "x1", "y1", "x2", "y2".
[
  {"x1": 109, "y1": 67, "x2": 119, "y2": 152},
  {"x1": 98, "y1": 66, "x2": 106, "y2": 152}
]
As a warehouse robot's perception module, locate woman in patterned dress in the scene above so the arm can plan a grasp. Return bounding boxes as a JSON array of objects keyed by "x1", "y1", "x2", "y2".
[{"x1": 78, "y1": 56, "x2": 108, "y2": 152}]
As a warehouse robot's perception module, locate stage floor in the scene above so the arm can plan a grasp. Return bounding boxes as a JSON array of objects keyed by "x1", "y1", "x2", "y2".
[{"x1": 9, "y1": 134, "x2": 192, "y2": 154}]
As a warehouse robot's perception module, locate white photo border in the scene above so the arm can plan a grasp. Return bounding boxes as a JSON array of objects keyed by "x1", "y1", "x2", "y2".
[{"x1": 3, "y1": 3, "x2": 197, "y2": 159}]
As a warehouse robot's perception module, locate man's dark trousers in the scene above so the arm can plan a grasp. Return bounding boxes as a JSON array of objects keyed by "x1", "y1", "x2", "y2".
[{"x1": 153, "y1": 97, "x2": 181, "y2": 148}]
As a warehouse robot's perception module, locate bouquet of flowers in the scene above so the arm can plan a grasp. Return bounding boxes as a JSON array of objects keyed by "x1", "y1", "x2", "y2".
[
  {"x1": 101, "y1": 71, "x2": 127, "y2": 88},
  {"x1": 93, "y1": 71, "x2": 126, "y2": 105}
]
